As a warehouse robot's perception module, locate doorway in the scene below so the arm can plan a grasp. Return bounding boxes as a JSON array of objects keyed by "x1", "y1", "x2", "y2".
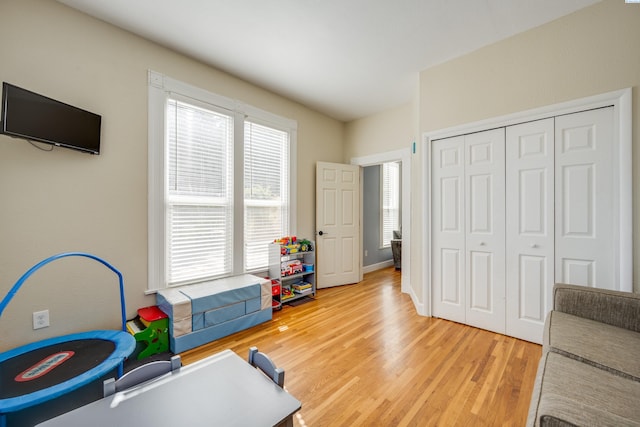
[
  {"x1": 362, "y1": 162, "x2": 401, "y2": 273},
  {"x1": 351, "y1": 148, "x2": 411, "y2": 294}
]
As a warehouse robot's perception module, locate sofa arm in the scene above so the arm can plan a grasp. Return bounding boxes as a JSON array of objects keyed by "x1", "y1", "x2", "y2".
[{"x1": 553, "y1": 283, "x2": 640, "y2": 332}]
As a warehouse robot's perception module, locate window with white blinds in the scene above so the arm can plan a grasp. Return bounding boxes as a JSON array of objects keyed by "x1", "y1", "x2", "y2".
[
  {"x1": 166, "y1": 99, "x2": 234, "y2": 285},
  {"x1": 244, "y1": 121, "x2": 289, "y2": 271},
  {"x1": 381, "y1": 161, "x2": 400, "y2": 248},
  {"x1": 148, "y1": 73, "x2": 296, "y2": 290}
]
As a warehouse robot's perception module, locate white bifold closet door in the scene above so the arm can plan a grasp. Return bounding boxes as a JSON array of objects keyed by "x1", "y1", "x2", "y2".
[
  {"x1": 432, "y1": 106, "x2": 616, "y2": 344},
  {"x1": 431, "y1": 135, "x2": 466, "y2": 324},
  {"x1": 505, "y1": 118, "x2": 555, "y2": 342},
  {"x1": 432, "y1": 128, "x2": 506, "y2": 333},
  {"x1": 555, "y1": 108, "x2": 615, "y2": 289}
]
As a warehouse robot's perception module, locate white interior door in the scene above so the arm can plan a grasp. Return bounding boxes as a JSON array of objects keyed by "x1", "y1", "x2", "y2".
[
  {"x1": 506, "y1": 118, "x2": 555, "y2": 343},
  {"x1": 431, "y1": 136, "x2": 466, "y2": 323},
  {"x1": 464, "y1": 129, "x2": 506, "y2": 333},
  {"x1": 555, "y1": 107, "x2": 615, "y2": 289},
  {"x1": 316, "y1": 162, "x2": 360, "y2": 288}
]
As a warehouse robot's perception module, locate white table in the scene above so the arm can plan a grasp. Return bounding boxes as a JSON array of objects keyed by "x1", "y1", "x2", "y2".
[{"x1": 36, "y1": 350, "x2": 301, "y2": 427}]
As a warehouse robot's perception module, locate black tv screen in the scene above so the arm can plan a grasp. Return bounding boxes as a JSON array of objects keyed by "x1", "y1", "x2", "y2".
[{"x1": 0, "y1": 83, "x2": 101, "y2": 154}]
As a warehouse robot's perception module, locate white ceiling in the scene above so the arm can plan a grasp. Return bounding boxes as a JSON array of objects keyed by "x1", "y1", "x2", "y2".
[{"x1": 56, "y1": 0, "x2": 600, "y2": 122}]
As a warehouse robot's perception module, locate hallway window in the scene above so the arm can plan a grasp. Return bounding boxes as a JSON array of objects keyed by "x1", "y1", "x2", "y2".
[{"x1": 381, "y1": 161, "x2": 400, "y2": 248}]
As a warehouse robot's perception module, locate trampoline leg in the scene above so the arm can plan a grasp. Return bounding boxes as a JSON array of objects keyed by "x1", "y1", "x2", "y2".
[{"x1": 0, "y1": 413, "x2": 6, "y2": 427}]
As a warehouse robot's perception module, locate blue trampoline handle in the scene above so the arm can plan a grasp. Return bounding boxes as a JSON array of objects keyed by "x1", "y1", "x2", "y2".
[{"x1": 0, "y1": 252, "x2": 128, "y2": 332}]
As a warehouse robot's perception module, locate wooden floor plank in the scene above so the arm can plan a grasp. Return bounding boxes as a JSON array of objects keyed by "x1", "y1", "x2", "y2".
[{"x1": 181, "y1": 267, "x2": 542, "y2": 426}]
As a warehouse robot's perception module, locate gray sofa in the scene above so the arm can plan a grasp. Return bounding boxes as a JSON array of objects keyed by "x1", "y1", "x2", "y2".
[{"x1": 527, "y1": 283, "x2": 640, "y2": 426}]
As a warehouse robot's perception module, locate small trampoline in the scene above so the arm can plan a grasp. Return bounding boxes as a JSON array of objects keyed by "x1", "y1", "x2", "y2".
[{"x1": 0, "y1": 252, "x2": 136, "y2": 424}]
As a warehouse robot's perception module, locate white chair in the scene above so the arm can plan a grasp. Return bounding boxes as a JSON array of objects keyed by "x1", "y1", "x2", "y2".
[
  {"x1": 248, "y1": 347, "x2": 285, "y2": 387},
  {"x1": 103, "y1": 355, "x2": 181, "y2": 397}
]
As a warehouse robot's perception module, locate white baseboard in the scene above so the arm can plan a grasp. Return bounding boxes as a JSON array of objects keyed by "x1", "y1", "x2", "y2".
[
  {"x1": 409, "y1": 287, "x2": 427, "y2": 316},
  {"x1": 363, "y1": 259, "x2": 395, "y2": 274}
]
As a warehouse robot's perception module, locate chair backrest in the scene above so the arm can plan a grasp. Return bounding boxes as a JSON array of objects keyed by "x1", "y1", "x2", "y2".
[
  {"x1": 248, "y1": 346, "x2": 285, "y2": 387},
  {"x1": 103, "y1": 355, "x2": 181, "y2": 396}
]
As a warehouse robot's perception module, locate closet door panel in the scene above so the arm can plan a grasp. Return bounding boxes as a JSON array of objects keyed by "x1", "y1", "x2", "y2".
[
  {"x1": 562, "y1": 259, "x2": 594, "y2": 285},
  {"x1": 556, "y1": 107, "x2": 614, "y2": 289},
  {"x1": 441, "y1": 249, "x2": 462, "y2": 303},
  {"x1": 469, "y1": 174, "x2": 492, "y2": 233},
  {"x1": 506, "y1": 119, "x2": 554, "y2": 344},
  {"x1": 469, "y1": 250, "x2": 493, "y2": 310},
  {"x1": 464, "y1": 129, "x2": 505, "y2": 333},
  {"x1": 519, "y1": 255, "x2": 546, "y2": 317},
  {"x1": 431, "y1": 136, "x2": 466, "y2": 322}
]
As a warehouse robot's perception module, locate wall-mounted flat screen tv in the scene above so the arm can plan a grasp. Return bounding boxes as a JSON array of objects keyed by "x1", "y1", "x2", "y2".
[{"x1": 0, "y1": 82, "x2": 101, "y2": 154}]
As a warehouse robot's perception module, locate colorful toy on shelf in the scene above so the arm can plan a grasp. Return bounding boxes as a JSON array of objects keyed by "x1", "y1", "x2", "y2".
[
  {"x1": 298, "y1": 239, "x2": 313, "y2": 252},
  {"x1": 274, "y1": 236, "x2": 315, "y2": 255},
  {"x1": 275, "y1": 236, "x2": 296, "y2": 246},
  {"x1": 281, "y1": 259, "x2": 303, "y2": 276},
  {"x1": 281, "y1": 287, "x2": 294, "y2": 300}
]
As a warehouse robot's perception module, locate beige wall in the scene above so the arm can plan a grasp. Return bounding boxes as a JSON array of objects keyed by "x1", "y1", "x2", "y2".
[
  {"x1": 0, "y1": 0, "x2": 344, "y2": 350},
  {"x1": 344, "y1": 102, "x2": 414, "y2": 159},
  {"x1": 345, "y1": 0, "x2": 640, "y2": 309},
  {"x1": 420, "y1": 0, "x2": 640, "y2": 131}
]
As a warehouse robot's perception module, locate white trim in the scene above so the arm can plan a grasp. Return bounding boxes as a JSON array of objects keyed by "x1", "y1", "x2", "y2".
[
  {"x1": 351, "y1": 148, "x2": 411, "y2": 296},
  {"x1": 240, "y1": 103, "x2": 298, "y2": 131},
  {"x1": 422, "y1": 88, "x2": 633, "y2": 317},
  {"x1": 289, "y1": 127, "x2": 298, "y2": 235},
  {"x1": 363, "y1": 259, "x2": 395, "y2": 274},
  {"x1": 232, "y1": 111, "x2": 244, "y2": 275},
  {"x1": 410, "y1": 289, "x2": 425, "y2": 317},
  {"x1": 426, "y1": 88, "x2": 631, "y2": 141},
  {"x1": 420, "y1": 133, "x2": 431, "y2": 316},
  {"x1": 147, "y1": 71, "x2": 166, "y2": 293},
  {"x1": 618, "y1": 89, "x2": 633, "y2": 291},
  {"x1": 379, "y1": 164, "x2": 385, "y2": 248}
]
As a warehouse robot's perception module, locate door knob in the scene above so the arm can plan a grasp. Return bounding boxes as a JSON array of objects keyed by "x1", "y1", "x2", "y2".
[
  {"x1": 530, "y1": 243, "x2": 538, "y2": 248},
  {"x1": 318, "y1": 231, "x2": 325, "y2": 236},
  {"x1": 479, "y1": 242, "x2": 486, "y2": 246}
]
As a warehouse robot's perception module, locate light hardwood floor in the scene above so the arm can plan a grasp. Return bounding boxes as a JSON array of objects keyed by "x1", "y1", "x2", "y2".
[{"x1": 181, "y1": 267, "x2": 542, "y2": 426}]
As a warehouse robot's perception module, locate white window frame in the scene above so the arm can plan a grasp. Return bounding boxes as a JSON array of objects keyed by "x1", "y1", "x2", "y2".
[{"x1": 147, "y1": 71, "x2": 297, "y2": 292}]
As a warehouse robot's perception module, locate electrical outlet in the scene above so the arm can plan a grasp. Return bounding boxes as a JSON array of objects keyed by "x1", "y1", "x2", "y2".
[
  {"x1": 33, "y1": 310, "x2": 50, "y2": 329},
  {"x1": 364, "y1": 250, "x2": 368, "y2": 257}
]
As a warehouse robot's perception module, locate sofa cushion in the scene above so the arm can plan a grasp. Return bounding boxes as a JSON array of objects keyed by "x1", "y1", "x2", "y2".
[
  {"x1": 528, "y1": 351, "x2": 640, "y2": 427},
  {"x1": 544, "y1": 311, "x2": 640, "y2": 381},
  {"x1": 554, "y1": 284, "x2": 640, "y2": 332}
]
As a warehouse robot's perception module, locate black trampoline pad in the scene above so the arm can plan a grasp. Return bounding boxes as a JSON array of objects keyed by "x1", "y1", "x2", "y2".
[{"x1": 0, "y1": 339, "x2": 115, "y2": 398}]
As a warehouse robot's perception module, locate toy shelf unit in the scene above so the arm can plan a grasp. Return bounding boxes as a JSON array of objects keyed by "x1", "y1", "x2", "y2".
[{"x1": 269, "y1": 239, "x2": 315, "y2": 309}]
